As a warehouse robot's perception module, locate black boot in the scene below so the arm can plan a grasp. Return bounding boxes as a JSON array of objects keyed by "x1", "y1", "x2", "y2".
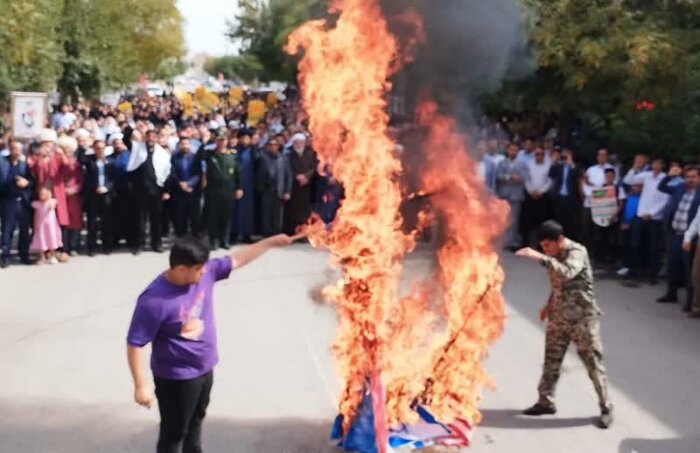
[
  {"x1": 598, "y1": 408, "x2": 613, "y2": 429},
  {"x1": 657, "y1": 293, "x2": 678, "y2": 303},
  {"x1": 522, "y1": 403, "x2": 557, "y2": 416}
]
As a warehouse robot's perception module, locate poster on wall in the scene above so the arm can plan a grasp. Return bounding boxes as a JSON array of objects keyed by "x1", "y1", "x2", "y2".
[{"x1": 11, "y1": 92, "x2": 48, "y2": 139}]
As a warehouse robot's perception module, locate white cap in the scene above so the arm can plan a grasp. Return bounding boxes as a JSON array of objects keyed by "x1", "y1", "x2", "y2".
[
  {"x1": 37, "y1": 128, "x2": 57, "y2": 144},
  {"x1": 108, "y1": 132, "x2": 124, "y2": 145},
  {"x1": 291, "y1": 132, "x2": 307, "y2": 143},
  {"x1": 56, "y1": 135, "x2": 78, "y2": 152},
  {"x1": 74, "y1": 128, "x2": 90, "y2": 139}
]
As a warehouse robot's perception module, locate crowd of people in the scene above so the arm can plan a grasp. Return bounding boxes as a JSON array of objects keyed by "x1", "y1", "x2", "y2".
[
  {"x1": 476, "y1": 137, "x2": 700, "y2": 317},
  {"x1": 2, "y1": 92, "x2": 700, "y2": 317},
  {"x1": 0, "y1": 93, "x2": 341, "y2": 266}
]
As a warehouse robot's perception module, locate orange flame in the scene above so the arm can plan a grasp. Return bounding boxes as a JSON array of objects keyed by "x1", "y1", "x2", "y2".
[{"x1": 287, "y1": 0, "x2": 508, "y2": 433}]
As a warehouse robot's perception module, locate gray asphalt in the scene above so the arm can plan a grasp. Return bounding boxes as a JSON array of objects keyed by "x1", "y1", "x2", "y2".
[{"x1": 0, "y1": 244, "x2": 697, "y2": 453}]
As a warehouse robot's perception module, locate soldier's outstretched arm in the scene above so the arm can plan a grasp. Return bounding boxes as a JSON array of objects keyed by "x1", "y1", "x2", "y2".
[{"x1": 541, "y1": 248, "x2": 586, "y2": 280}]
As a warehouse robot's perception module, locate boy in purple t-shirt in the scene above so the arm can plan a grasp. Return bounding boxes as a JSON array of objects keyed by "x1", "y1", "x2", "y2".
[{"x1": 127, "y1": 234, "x2": 291, "y2": 452}]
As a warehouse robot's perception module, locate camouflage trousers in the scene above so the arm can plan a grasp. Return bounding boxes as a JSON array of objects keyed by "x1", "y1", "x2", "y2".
[{"x1": 537, "y1": 317, "x2": 612, "y2": 411}]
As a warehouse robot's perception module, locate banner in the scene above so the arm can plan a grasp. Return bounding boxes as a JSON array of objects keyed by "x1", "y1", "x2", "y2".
[
  {"x1": 11, "y1": 92, "x2": 48, "y2": 139},
  {"x1": 591, "y1": 186, "x2": 618, "y2": 227},
  {"x1": 247, "y1": 99, "x2": 266, "y2": 125}
]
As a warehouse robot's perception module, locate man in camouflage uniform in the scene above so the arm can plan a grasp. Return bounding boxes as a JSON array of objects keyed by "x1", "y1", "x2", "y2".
[
  {"x1": 516, "y1": 220, "x2": 613, "y2": 429},
  {"x1": 201, "y1": 130, "x2": 243, "y2": 249}
]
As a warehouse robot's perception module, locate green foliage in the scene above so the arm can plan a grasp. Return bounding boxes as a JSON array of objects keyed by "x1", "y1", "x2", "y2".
[
  {"x1": 0, "y1": 0, "x2": 185, "y2": 102},
  {"x1": 487, "y1": 0, "x2": 700, "y2": 158},
  {"x1": 228, "y1": 0, "x2": 326, "y2": 82},
  {"x1": 204, "y1": 55, "x2": 265, "y2": 83}
]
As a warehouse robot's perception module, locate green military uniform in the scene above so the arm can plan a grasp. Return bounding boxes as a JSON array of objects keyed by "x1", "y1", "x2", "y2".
[
  {"x1": 203, "y1": 149, "x2": 241, "y2": 249},
  {"x1": 537, "y1": 238, "x2": 612, "y2": 412}
]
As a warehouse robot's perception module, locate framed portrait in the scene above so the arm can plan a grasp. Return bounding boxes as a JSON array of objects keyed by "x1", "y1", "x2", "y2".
[{"x1": 11, "y1": 92, "x2": 48, "y2": 139}]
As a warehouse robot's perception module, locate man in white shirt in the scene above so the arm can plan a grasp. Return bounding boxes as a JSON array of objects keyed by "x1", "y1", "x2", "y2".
[
  {"x1": 623, "y1": 157, "x2": 670, "y2": 284},
  {"x1": 516, "y1": 138, "x2": 536, "y2": 164},
  {"x1": 522, "y1": 147, "x2": 552, "y2": 247},
  {"x1": 484, "y1": 138, "x2": 505, "y2": 167}
]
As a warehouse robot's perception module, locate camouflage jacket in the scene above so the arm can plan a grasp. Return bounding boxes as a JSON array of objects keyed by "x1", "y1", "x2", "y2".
[{"x1": 541, "y1": 238, "x2": 602, "y2": 321}]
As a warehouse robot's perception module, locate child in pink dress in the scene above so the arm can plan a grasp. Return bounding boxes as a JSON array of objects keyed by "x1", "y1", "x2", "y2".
[{"x1": 30, "y1": 186, "x2": 64, "y2": 264}]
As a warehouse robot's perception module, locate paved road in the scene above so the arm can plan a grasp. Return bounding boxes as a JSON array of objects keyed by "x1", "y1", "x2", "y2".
[{"x1": 1, "y1": 244, "x2": 698, "y2": 452}]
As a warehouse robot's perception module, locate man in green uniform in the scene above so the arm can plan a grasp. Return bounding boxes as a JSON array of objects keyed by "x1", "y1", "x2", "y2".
[
  {"x1": 516, "y1": 220, "x2": 613, "y2": 429},
  {"x1": 202, "y1": 130, "x2": 243, "y2": 249}
]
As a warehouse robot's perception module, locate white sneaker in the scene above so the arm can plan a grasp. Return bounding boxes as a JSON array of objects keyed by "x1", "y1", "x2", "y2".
[
  {"x1": 616, "y1": 267, "x2": 630, "y2": 277},
  {"x1": 48, "y1": 256, "x2": 58, "y2": 265}
]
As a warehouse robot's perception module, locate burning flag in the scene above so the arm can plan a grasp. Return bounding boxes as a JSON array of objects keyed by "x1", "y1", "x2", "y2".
[{"x1": 287, "y1": 0, "x2": 508, "y2": 450}]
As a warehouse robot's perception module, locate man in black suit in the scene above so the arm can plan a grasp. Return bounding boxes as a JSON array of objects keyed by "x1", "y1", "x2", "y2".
[
  {"x1": 81, "y1": 140, "x2": 116, "y2": 256},
  {"x1": 0, "y1": 141, "x2": 34, "y2": 267},
  {"x1": 171, "y1": 138, "x2": 202, "y2": 237},
  {"x1": 548, "y1": 148, "x2": 585, "y2": 243},
  {"x1": 128, "y1": 130, "x2": 171, "y2": 254}
]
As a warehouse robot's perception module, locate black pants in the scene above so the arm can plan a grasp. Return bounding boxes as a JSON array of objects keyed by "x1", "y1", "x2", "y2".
[
  {"x1": 592, "y1": 223, "x2": 618, "y2": 267},
  {"x1": 260, "y1": 191, "x2": 283, "y2": 237},
  {"x1": 62, "y1": 227, "x2": 81, "y2": 254},
  {"x1": 87, "y1": 193, "x2": 113, "y2": 253},
  {"x1": 553, "y1": 196, "x2": 584, "y2": 244},
  {"x1": 629, "y1": 217, "x2": 663, "y2": 278},
  {"x1": 173, "y1": 192, "x2": 201, "y2": 237},
  {"x1": 666, "y1": 233, "x2": 693, "y2": 302},
  {"x1": 113, "y1": 186, "x2": 134, "y2": 247},
  {"x1": 521, "y1": 194, "x2": 551, "y2": 247},
  {"x1": 137, "y1": 191, "x2": 163, "y2": 249},
  {"x1": 204, "y1": 195, "x2": 231, "y2": 249},
  {"x1": 155, "y1": 371, "x2": 213, "y2": 453},
  {"x1": 0, "y1": 198, "x2": 30, "y2": 259}
]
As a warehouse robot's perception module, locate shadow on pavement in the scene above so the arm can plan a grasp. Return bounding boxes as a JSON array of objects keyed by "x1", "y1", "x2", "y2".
[
  {"x1": 479, "y1": 409, "x2": 596, "y2": 430},
  {"x1": 0, "y1": 399, "x2": 335, "y2": 453},
  {"x1": 619, "y1": 437, "x2": 700, "y2": 453}
]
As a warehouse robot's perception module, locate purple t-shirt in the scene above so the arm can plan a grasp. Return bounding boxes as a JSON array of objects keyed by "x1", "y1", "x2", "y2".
[{"x1": 127, "y1": 256, "x2": 233, "y2": 380}]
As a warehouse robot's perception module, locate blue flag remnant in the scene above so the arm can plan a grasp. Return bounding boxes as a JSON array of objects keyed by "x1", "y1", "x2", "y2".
[{"x1": 331, "y1": 384, "x2": 473, "y2": 452}]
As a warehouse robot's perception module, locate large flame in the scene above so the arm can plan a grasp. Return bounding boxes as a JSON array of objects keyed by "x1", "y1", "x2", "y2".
[{"x1": 287, "y1": 0, "x2": 508, "y2": 434}]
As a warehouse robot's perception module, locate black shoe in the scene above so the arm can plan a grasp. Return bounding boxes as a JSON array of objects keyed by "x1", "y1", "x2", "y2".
[
  {"x1": 153, "y1": 246, "x2": 164, "y2": 253},
  {"x1": 522, "y1": 403, "x2": 557, "y2": 416},
  {"x1": 598, "y1": 409, "x2": 613, "y2": 429},
  {"x1": 687, "y1": 311, "x2": 700, "y2": 319},
  {"x1": 649, "y1": 277, "x2": 659, "y2": 286},
  {"x1": 682, "y1": 303, "x2": 692, "y2": 313},
  {"x1": 243, "y1": 236, "x2": 254, "y2": 244},
  {"x1": 20, "y1": 256, "x2": 32, "y2": 265},
  {"x1": 0, "y1": 257, "x2": 8, "y2": 269},
  {"x1": 132, "y1": 248, "x2": 141, "y2": 256},
  {"x1": 656, "y1": 294, "x2": 677, "y2": 304},
  {"x1": 87, "y1": 250, "x2": 95, "y2": 257}
]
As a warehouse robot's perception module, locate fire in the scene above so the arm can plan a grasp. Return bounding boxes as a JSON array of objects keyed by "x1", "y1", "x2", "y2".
[{"x1": 287, "y1": 0, "x2": 508, "y2": 438}]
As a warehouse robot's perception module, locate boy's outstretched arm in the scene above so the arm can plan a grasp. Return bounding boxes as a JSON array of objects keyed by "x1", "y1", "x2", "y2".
[{"x1": 231, "y1": 234, "x2": 293, "y2": 269}]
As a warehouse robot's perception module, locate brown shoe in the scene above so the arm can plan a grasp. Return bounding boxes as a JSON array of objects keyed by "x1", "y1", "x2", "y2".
[{"x1": 57, "y1": 252, "x2": 70, "y2": 263}]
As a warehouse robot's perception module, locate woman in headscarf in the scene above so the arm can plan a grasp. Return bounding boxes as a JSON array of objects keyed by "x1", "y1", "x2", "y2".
[{"x1": 57, "y1": 135, "x2": 84, "y2": 255}]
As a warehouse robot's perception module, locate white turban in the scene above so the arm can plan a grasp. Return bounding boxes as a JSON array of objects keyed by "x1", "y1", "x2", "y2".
[
  {"x1": 56, "y1": 135, "x2": 78, "y2": 153},
  {"x1": 108, "y1": 132, "x2": 124, "y2": 145},
  {"x1": 291, "y1": 132, "x2": 307, "y2": 143},
  {"x1": 37, "y1": 128, "x2": 57, "y2": 144},
  {"x1": 74, "y1": 128, "x2": 90, "y2": 139}
]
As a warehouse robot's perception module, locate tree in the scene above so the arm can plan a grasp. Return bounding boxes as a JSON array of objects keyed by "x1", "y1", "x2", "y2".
[
  {"x1": 485, "y1": 0, "x2": 700, "y2": 158},
  {"x1": 204, "y1": 55, "x2": 264, "y2": 83},
  {"x1": 0, "y1": 1, "x2": 64, "y2": 100},
  {"x1": 0, "y1": 0, "x2": 185, "y2": 103},
  {"x1": 227, "y1": 0, "x2": 326, "y2": 82}
]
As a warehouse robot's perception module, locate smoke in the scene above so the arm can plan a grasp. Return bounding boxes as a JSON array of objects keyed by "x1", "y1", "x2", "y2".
[{"x1": 382, "y1": 0, "x2": 530, "y2": 122}]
